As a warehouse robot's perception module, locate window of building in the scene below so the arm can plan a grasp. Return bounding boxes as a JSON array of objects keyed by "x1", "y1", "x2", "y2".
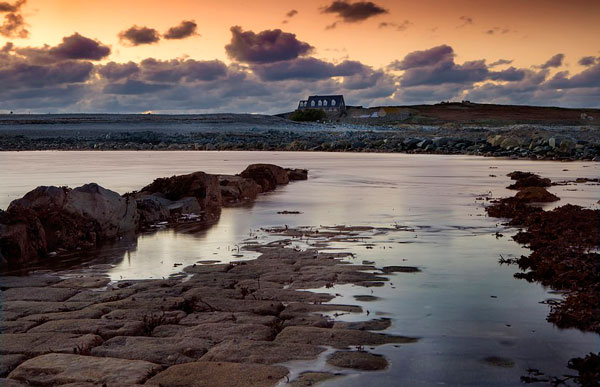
[
  {"x1": 324, "y1": 100, "x2": 328, "y2": 106},
  {"x1": 311, "y1": 100, "x2": 315, "y2": 107},
  {"x1": 331, "y1": 99, "x2": 336, "y2": 106}
]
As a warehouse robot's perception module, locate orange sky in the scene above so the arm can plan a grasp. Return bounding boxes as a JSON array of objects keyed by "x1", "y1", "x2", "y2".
[{"x1": 11, "y1": 0, "x2": 600, "y2": 71}]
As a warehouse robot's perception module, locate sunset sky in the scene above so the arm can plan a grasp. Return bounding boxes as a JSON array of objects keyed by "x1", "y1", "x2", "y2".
[{"x1": 1, "y1": 0, "x2": 599, "y2": 113}]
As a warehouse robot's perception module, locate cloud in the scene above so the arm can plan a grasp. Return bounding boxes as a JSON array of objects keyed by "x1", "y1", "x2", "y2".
[
  {"x1": 164, "y1": 20, "x2": 198, "y2": 40},
  {"x1": 489, "y1": 66, "x2": 526, "y2": 82},
  {"x1": 389, "y1": 45, "x2": 454, "y2": 70},
  {"x1": 13, "y1": 33, "x2": 111, "y2": 65},
  {"x1": 546, "y1": 62, "x2": 600, "y2": 89},
  {"x1": 378, "y1": 20, "x2": 412, "y2": 31},
  {"x1": 225, "y1": 26, "x2": 313, "y2": 64},
  {"x1": 97, "y1": 61, "x2": 140, "y2": 81},
  {"x1": 325, "y1": 22, "x2": 338, "y2": 30},
  {"x1": 489, "y1": 59, "x2": 513, "y2": 67},
  {"x1": 457, "y1": 16, "x2": 473, "y2": 27},
  {"x1": 138, "y1": 58, "x2": 228, "y2": 82},
  {"x1": 103, "y1": 80, "x2": 172, "y2": 95},
  {"x1": 539, "y1": 53, "x2": 564, "y2": 69},
  {"x1": 486, "y1": 27, "x2": 512, "y2": 35},
  {"x1": 251, "y1": 57, "x2": 371, "y2": 81},
  {"x1": 321, "y1": 1, "x2": 388, "y2": 23},
  {"x1": 578, "y1": 56, "x2": 597, "y2": 66},
  {"x1": 119, "y1": 25, "x2": 160, "y2": 46},
  {"x1": 0, "y1": 0, "x2": 28, "y2": 38},
  {"x1": 286, "y1": 9, "x2": 298, "y2": 18}
]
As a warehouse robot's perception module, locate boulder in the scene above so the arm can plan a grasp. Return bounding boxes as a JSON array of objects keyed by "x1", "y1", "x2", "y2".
[
  {"x1": 218, "y1": 175, "x2": 262, "y2": 206},
  {"x1": 286, "y1": 168, "x2": 308, "y2": 181},
  {"x1": 1, "y1": 183, "x2": 138, "y2": 266},
  {"x1": 326, "y1": 351, "x2": 388, "y2": 370},
  {"x1": 7, "y1": 353, "x2": 161, "y2": 386},
  {"x1": 515, "y1": 187, "x2": 560, "y2": 203},
  {"x1": 145, "y1": 361, "x2": 288, "y2": 387},
  {"x1": 240, "y1": 164, "x2": 290, "y2": 191},
  {"x1": 28, "y1": 318, "x2": 145, "y2": 340},
  {"x1": 275, "y1": 326, "x2": 417, "y2": 349}
]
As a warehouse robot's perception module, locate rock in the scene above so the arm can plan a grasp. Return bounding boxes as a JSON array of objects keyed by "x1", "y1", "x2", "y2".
[
  {"x1": 381, "y1": 265, "x2": 421, "y2": 274},
  {"x1": 138, "y1": 171, "x2": 222, "y2": 223},
  {"x1": 28, "y1": 319, "x2": 145, "y2": 339},
  {"x1": 240, "y1": 164, "x2": 290, "y2": 191},
  {"x1": 0, "y1": 378, "x2": 29, "y2": 387},
  {"x1": 500, "y1": 137, "x2": 520, "y2": 149},
  {"x1": 2, "y1": 301, "x2": 90, "y2": 319},
  {"x1": 333, "y1": 318, "x2": 392, "y2": 331},
  {"x1": 0, "y1": 275, "x2": 62, "y2": 289},
  {"x1": 157, "y1": 322, "x2": 275, "y2": 343},
  {"x1": 1, "y1": 287, "x2": 79, "y2": 302},
  {"x1": 218, "y1": 175, "x2": 262, "y2": 206},
  {"x1": 53, "y1": 276, "x2": 111, "y2": 289},
  {"x1": 559, "y1": 138, "x2": 575, "y2": 153},
  {"x1": 327, "y1": 351, "x2": 388, "y2": 370},
  {"x1": 145, "y1": 361, "x2": 288, "y2": 387},
  {"x1": 0, "y1": 333, "x2": 102, "y2": 356},
  {"x1": 275, "y1": 326, "x2": 418, "y2": 349},
  {"x1": 91, "y1": 336, "x2": 210, "y2": 366},
  {"x1": 201, "y1": 339, "x2": 324, "y2": 364},
  {"x1": 178, "y1": 312, "x2": 277, "y2": 327},
  {"x1": 20, "y1": 304, "x2": 111, "y2": 322},
  {"x1": 549, "y1": 137, "x2": 557, "y2": 148},
  {"x1": 515, "y1": 187, "x2": 560, "y2": 203},
  {"x1": 0, "y1": 320, "x2": 38, "y2": 334},
  {"x1": 7, "y1": 353, "x2": 161, "y2": 386},
  {"x1": 506, "y1": 172, "x2": 551, "y2": 189},
  {"x1": 353, "y1": 295, "x2": 380, "y2": 302},
  {"x1": 481, "y1": 356, "x2": 515, "y2": 368},
  {"x1": 289, "y1": 372, "x2": 340, "y2": 386},
  {"x1": 286, "y1": 168, "x2": 308, "y2": 181},
  {"x1": 1, "y1": 183, "x2": 138, "y2": 266},
  {"x1": 0, "y1": 354, "x2": 26, "y2": 377}
]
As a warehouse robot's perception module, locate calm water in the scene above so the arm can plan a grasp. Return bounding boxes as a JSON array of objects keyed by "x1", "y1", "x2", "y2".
[{"x1": 1, "y1": 151, "x2": 599, "y2": 386}]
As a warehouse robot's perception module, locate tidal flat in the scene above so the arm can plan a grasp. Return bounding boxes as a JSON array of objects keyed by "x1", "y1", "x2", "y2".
[{"x1": 0, "y1": 151, "x2": 599, "y2": 386}]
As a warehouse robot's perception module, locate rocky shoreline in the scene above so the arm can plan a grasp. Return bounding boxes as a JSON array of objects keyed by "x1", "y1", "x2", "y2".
[
  {"x1": 1, "y1": 124, "x2": 600, "y2": 161},
  {"x1": 0, "y1": 224, "x2": 421, "y2": 386},
  {"x1": 486, "y1": 171, "x2": 600, "y2": 385},
  {"x1": 0, "y1": 164, "x2": 307, "y2": 270}
]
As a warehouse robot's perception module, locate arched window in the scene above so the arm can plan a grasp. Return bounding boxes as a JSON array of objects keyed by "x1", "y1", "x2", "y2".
[
  {"x1": 310, "y1": 100, "x2": 315, "y2": 107},
  {"x1": 318, "y1": 100, "x2": 322, "y2": 106},
  {"x1": 323, "y1": 100, "x2": 328, "y2": 106},
  {"x1": 331, "y1": 99, "x2": 336, "y2": 106}
]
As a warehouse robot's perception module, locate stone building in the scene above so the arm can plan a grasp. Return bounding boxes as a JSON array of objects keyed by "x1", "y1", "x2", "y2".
[{"x1": 297, "y1": 95, "x2": 346, "y2": 112}]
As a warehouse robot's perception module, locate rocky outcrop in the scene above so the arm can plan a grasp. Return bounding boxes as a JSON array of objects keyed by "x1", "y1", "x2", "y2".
[
  {"x1": 1, "y1": 164, "x2": 307, "y2": 269},
  {"x1": 1, "y1": 184, "x2": 138, "y2": 269}
]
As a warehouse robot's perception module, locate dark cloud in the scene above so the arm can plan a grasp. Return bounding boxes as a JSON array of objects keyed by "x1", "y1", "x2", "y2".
[
  {"x1": 325, "y1": 22, "x2": 338, "y2": 30},
  {"x1": 0, "y1": 0, "x2": 27, "y2": 38},
  {"x1": 251, "y1": 57, "x2": 370, "y2": 81},
  {"x1": 119, "y1": 25, "x2": 160, "y2": 46},
  {"x1": 139, "y1": 58, "x2": 228, "y2": 82},
  {"x1": 578, "y1": 56, "x2": 597, "y2": 66},
  {"x1": 389, "y1": 45, "x2": 454, "y2": 70},
  {"x1": 286, "y1": 9, "x2": 298, "y2": 18},
  {"x1": 458, "y1": 16, "x2": 473, "y2": 27},
  {"x1": 14, "y1": 33, "x2": 111, "y2": 65},
  {"x1": 378, "y1": 20, "x2": 411, "y2": 31},
  {"x1": 49, "y1": 33, "x2": 111, "y2": 61},
  {"x1": 400, "y1": 59, "x2": 489, "y2": 87},
  {"x1": 546, "y1": 62, "x2": 600, "y2": 89},
  {"x1": 539, "y1": 53, "x2": 564, "y2": 69},
  {"x1": 1, "y1": 41, "x2": 13, "y2": 52},
  {"x1": 103, "y1": 80, "x2": 172, "y2": 95},
  {"x1": 489, "y1": 59, "x2": 513, "y2": 67},
  {"x1": 0, "y1": 59, "x2": 94, "y2": 90},
  {"x1": 321, "y1": 1, "x2": 388, "y2": 23},
  {"x1": 225, "y1": 26, "x2": 313, "y2": 64},
  {"x1": 489, "y1": 66, "x2": 526, "y2": 82},
  {"x1": 164, "y1": 20, "x2": 198, "y2": 40},
  {"x1": 97, "y1": 61, "x2": 140, "y2": 81}
]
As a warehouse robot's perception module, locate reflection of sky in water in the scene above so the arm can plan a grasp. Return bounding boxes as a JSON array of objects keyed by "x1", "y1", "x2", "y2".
[{"x1": 1, "y1": 151, "x2": 599, "y2": 386}]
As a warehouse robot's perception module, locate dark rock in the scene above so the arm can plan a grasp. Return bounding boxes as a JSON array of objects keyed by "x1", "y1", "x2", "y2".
[
  {"x1": 240, "y1": 164, "x2": 290, "y2": 191},
  {"x1": 327, "y1": 351, "x2": 388, "y2": 370}
]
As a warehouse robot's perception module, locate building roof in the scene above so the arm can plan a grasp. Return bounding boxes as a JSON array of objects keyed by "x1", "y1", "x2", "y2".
[{"x1": 306, "y1": 95, "x2": 345, "y2": 105}]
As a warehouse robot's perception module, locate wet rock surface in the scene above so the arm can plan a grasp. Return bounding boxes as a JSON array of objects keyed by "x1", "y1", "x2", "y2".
[
  {"x1": 0, "y1": 225, "x2": 420, "y2": 386},
  {"x1": 327, "y1": 351, "x2": 389, "y2": 371}
]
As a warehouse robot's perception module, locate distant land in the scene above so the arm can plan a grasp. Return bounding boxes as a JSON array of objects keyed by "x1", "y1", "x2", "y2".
[{"x1": 1, "y1": 102, "x2": 598, "y2": 160}]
